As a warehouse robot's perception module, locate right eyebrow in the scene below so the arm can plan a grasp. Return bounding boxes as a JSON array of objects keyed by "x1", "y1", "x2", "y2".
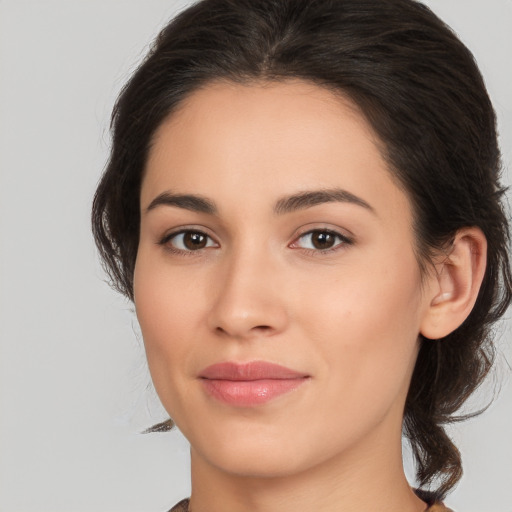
[{"x1": 145, "y1": 192, "x2": 217, "y2": 215}]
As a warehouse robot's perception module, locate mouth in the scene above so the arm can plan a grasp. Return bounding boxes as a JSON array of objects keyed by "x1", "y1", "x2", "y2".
[{"x1": 198, "y1": 361, "x2": 310, "y2": 407}]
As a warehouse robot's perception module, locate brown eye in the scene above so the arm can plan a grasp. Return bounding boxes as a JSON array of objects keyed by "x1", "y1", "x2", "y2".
[
  {"x1": 183, "y1": 232, "x2": 207, "y2": 250},
  {"x1": 310, "y1": 231, "x2": 336, "y2": 249},
  {"x1": 293, "y1": 229, "x2": 352, "y2": 252},
  {"x1": 165, "y1": 230, "x2": 217, "y2": 251}
]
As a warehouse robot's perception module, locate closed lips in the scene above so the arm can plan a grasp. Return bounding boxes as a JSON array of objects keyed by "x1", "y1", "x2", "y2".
[
  {"x1": 199, "y1": 361, "x2": 309, "y2": 380},
  {"x1": 199, "y1": 361, "x2": 310, "y2": 406}
]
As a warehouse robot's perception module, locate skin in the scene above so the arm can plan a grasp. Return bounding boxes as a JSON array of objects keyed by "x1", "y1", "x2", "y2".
[{"x1": 134, "y1": 81, "x2": 485, "y2": 512}]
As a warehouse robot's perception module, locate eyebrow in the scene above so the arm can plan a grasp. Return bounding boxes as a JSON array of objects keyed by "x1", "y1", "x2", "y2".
[
  {"x1": 273, "y1": 188, "x2": 375, "y2": 215},
  {"x1": 145, "y1": 188, "x2": 374, "y2": 216},
  {"x1": 146, "y1": 192, "x2": 217, "y2": 215}
]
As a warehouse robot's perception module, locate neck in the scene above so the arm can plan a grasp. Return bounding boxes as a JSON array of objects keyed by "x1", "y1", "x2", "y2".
[{"x1": 188, "y1": 423, "x2": 427, "y2": 512}]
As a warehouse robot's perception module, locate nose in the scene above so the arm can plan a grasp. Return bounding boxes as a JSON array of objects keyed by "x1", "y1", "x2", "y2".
[{"x1": 207, "y1": 247, "x2": 289, "y2": 340}]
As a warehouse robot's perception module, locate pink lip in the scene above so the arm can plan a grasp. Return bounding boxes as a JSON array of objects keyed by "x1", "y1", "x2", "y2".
[{"x1": 199, "y1": 361, "x2": 310, "y2": 407}]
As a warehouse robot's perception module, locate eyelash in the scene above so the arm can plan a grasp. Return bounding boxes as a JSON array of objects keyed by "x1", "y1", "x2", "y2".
[
  {"x1": 159, "y1": 229, "x2": 218, "y2": 256},
  {"x1": 290, "y1": 229, "x2": 354, "y2": 254},
  {"x1": 158, "y1": 228, "x2": 353, "y2": 256}
]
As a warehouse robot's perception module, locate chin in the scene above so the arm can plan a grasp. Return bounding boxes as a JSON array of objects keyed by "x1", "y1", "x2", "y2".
[
  {"x1": 188, "y1": 415, "x2": 347, "y2": 481},
  {"x1": 187, "y1": 418, "x2": 309, "y2": 477},
  {"x1": 199, "y1": 444, "x2": 309, "y2": 479}
]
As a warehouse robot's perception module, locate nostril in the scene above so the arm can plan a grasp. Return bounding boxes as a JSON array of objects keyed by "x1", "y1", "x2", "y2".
[
  {"x1": 251, "y1": 325, "x2": 274, "y2": 335},
  {"x1": 208, "y1": 292, "x2": 288, "y2": 338},
  {"x1": 214, "y1": 324, "x2": 273, "y2": 336}
]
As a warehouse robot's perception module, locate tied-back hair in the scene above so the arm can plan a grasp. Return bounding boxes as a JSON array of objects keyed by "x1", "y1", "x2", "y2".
[{"x1": 92, "y1": 0, "x2": 512, "y2": 498}]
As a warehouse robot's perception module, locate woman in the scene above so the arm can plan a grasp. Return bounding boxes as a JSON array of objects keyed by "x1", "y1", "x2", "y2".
[{"x1": 92, "y1": 0, "x2": 511, "y2": 510}]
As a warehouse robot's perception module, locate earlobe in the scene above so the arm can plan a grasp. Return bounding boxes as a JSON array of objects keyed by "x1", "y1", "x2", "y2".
[{"x1": 420, "y1": 228, "x2": 487, "y2": 340}]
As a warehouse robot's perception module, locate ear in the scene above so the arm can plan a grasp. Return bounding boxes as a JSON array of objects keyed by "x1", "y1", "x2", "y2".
[{"x1": 420, "y1": 227, "x2": 487, "y2": 340}]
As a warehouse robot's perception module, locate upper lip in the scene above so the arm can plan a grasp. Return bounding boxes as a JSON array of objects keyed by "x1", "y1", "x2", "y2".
[{"x1": 199, "y1": 361, "x2": 309, "y2": 381}]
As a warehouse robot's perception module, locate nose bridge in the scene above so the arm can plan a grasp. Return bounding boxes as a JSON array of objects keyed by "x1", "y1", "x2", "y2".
[{"x1": 207, "y1": 241, "x2": 287, "y2": 338}]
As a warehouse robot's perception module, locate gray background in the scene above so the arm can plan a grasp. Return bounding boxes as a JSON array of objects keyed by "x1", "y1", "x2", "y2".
[{"x1": 0, "y1": 1, "x2": 510, "y2": 511}]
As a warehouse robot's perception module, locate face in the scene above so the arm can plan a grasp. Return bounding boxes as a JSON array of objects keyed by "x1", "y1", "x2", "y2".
[{"x1": 134, "y1": 80, "x2": 434, "y2": 478}]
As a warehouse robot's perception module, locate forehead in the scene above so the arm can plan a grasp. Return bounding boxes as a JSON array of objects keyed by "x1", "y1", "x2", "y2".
[
  {"x1": 142, "y1": 80, "x2": 410, "y2": 223},
  {"x1": 147, "y1": 80, "x2": 378, "y2": 172}
]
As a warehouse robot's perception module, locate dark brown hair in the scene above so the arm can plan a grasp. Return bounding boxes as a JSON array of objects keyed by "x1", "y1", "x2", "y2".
[{"x1": 92, "y1": 0, "x2": 511, "y2": 499}]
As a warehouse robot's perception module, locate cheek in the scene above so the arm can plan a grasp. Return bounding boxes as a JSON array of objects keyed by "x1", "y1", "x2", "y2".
[
  {"x1": 296, "y1": 251, "x2": 424, "y2": 409},
  {"x1": 133, "y1": 250, "x2": 206, "y2": 400},
  {"x1": 134, "y1": 245, "x2": 209, "y2": 337}
]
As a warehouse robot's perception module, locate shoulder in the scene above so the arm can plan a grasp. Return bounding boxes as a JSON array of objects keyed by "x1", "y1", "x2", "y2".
[
  {"x1": 167, "y1": 497, "x2": 455, "y2": 512},
  {"x1": 427, "y1": 504, "x2": 455, "y2": 512},
  {"x1": 167, "y1": 498, "x2": 189, "y2": 512}
]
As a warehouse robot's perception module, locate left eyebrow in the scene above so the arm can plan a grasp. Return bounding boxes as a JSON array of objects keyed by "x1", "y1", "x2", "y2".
[{"x1": 273, "y1": 188, "x2": 375, "y2": 215}]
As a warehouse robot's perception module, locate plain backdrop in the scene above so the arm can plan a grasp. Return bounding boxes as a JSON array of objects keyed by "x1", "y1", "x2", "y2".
[{"x1": 0, "y1": 1, "x2": 511, "y2": 511}]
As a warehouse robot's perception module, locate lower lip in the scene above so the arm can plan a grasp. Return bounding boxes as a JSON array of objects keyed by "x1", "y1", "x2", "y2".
[{"x1": 201, "y1": 378, "x2": 308, "y2": 406}]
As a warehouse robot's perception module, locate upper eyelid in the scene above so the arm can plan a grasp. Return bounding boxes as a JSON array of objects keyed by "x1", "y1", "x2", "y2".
[
  {"x1": 288, "y1": 227, "x2": 355, "y2": 253},
  {"x1": 297, "y1": 227, "x2": 347, "y2": 237},
  {"x1": 159, "y1": 229, "x2": 219, "y2": 255},
  {"x1": 160, "y1": 226, "x2": 218, "y2": 243},
  {"x1": 292, "y1": 225, "x2": 354, "y2": 242},
  {"x1": 293, "y1": 229, "x2": 352, "y2": 243}
]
